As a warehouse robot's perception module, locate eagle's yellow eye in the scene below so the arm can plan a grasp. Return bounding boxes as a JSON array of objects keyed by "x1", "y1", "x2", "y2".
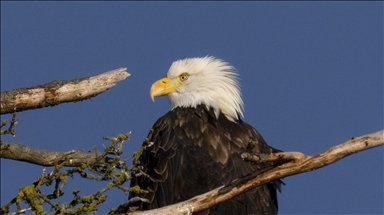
[{"x1": 178, "y1": 73, "x2": 189, "y2": 82}]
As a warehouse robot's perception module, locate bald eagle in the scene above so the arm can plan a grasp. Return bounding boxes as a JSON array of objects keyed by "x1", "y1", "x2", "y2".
[{"x1": 129, "y1": 57, "x2": 283, "y2": 215}]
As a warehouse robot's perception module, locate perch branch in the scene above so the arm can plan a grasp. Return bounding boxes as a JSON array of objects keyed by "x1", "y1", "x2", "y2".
[
  {"x1": 0, "y1": 68, "x2": 130, "y2": 114},
  {"x1": 122, "y1": 130, "x2": 384, "y2": 215}
]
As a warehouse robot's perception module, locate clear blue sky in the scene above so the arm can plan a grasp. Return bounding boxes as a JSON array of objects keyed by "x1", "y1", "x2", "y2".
[{"x1": 1, "y1": 2, "x2": 383, "y2": 214}]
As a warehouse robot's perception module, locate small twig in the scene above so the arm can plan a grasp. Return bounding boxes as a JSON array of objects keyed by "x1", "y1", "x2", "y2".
[
  {"x1": 0, "y1": 111, "x2": 18, "y2": 136},
  {"x1": 16, "y1": 207, "x2": 32, "y2": 214}
]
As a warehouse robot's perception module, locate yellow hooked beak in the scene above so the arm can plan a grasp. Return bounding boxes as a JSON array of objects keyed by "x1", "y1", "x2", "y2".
[{"x1": 150, "y1": 77, "x2": 182, "y2": 102}]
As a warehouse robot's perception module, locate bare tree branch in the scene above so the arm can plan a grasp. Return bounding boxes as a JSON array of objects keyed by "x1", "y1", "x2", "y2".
[
  {"x1": 0, "y1": 68, "x2": 130, "y2": 114},
  {"x1": 0, "y1": 132, "x2": 132, "y2": 167},
  {"x1": 0, "y1": 142, "x2": 107, "y2": 166},
  {"x1": 122, "y1": 130, "x2": 384, "y2": 215}
]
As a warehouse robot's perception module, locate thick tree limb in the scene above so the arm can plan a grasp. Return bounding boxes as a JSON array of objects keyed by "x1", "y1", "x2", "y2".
[
  {"x1": 0, "y1": 142, "x2": 106, "y2": 166},
  {"x1": 123, "y1": 130, "x2": 384, "y2": 215},
  {"x1": 0, "y1": 68, "x2": 130, "y2": 114}
]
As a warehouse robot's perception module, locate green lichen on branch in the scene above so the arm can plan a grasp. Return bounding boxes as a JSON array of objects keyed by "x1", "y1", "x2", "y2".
[
  {"x1": 0, "y1": 131, "x2": 145, "y2": 215},
  {"x1": 129, "y1": 185, "x2": 149, "y2": 195}
]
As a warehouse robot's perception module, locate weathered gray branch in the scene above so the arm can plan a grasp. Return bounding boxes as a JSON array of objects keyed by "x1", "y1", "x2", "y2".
[
  {"x1": 0, "y1": 142, "x2": 106, "y2": 166},
  {"x1": 0, "y1": 68, "x2": 130, "y2": 114},
  {"x1": 123, "y1": 130, "x2": 384, "y2": 215}
]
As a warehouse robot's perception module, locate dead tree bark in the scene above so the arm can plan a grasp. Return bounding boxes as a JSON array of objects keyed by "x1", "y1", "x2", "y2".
[
  {"x1": 0, "y1": 142, "x2": 106, "y2": 166},
  {"x1": 121, "y1": 130, "x2": 384, "y2": 215},
  {"x1": 0, "y1": 132, "x2": 131, "y2": 167},
  {"x1": 0, "y1": 68, "x2": 130, "y2": 114}
]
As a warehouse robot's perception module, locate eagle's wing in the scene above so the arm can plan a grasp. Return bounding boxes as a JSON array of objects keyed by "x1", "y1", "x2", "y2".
[{"x1": 129, "y1": 105, "x2": 282, "y2": 215}]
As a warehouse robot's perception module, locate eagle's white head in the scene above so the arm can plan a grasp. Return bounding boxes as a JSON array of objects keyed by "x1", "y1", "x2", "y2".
[{"x1": 150, "y1": 56, "x2": 244, "y2": 122}]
